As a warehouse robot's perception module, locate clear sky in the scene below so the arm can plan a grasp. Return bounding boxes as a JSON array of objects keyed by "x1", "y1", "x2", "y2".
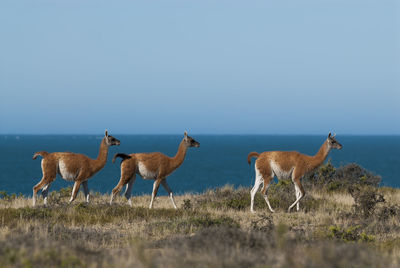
[{"x1": 0, "y1": 0, "x2": 399, "y2": 135}]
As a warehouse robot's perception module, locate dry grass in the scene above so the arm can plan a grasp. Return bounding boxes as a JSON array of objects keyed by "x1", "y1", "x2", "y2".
[{"x1": 1, "y1": 178, "x2": 400, "y2": 267}]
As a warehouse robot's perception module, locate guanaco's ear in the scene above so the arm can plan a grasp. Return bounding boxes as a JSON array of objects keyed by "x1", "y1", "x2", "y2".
[{"x1": 105, "y1": 130, "x2": 108, "y2": 137}]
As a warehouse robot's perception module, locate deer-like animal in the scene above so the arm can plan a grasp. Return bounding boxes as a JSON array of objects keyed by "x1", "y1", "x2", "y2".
[
  {"x1": 247, "y1": 133, "x2": 342, "y2": 213},
  {"x1": 32, "y1": 130, "x2": 120, "y2": 206},
  {"x1": 110, "y1": 131, "x2": 200, "y2": 209}
]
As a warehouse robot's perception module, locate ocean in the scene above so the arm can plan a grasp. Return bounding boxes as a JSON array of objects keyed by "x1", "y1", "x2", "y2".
[{"x1": 0, "y1": 135, "x2": 399, "y2": 197}]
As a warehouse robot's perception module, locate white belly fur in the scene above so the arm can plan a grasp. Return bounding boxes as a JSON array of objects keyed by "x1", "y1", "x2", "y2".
[
  {"x1": 270, "y1": 161, "x2": 293, "y2": 180},
  {"x1": 58, "y1": 160, "x2": 77, "y2": 181},
  {"x1": 137, "y1": 162, "x2": 157, "y2": 180}
]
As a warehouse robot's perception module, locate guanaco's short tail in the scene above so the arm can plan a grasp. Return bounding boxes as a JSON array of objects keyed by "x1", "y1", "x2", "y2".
[
  {"x1": 247, "y1": 152, "x2": 259, "y2": 165},
  {"x1": 112, "y1": 153, "x2": 131, "y2": 164},
  {"x1": 32, "y1": 151, "x2": 49, "y2": 160}
]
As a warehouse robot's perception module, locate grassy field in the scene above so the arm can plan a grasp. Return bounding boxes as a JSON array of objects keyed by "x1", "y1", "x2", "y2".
[{"x1": 1, "y1": 163, "x2": 400, "y2": 267}]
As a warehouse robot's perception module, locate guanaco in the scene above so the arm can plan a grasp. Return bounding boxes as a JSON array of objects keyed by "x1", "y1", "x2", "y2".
[
  {"x1": 32, "y1": 130, "x2": 120, "y2": 206},
  {"x1": 248, "y1": 133, "x2": 342, "y2": 213},
  {"x1": 110, "y1": 131, "x2": 200, "y2": 209}
]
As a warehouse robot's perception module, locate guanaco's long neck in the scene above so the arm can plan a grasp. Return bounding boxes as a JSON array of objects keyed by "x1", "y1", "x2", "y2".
[
  {"x1": 168, "y1": 140, "x2": 188, "y2": 172},
  {"x1": 308, "y1": 140, "x2": 331, "y2": 172},
  {"x1": 91, "y1": 139, "x2": 109, "y2": 174}
]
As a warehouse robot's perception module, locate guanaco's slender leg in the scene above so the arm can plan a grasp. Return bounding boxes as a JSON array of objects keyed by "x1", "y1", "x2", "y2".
[
  {"x1": 69, "y1": 181, "x2": 82, "y2": 204},
  {"x1": 110, "y1": 179, "x2": 125, "y2": 205},
  {"x1": 41, "y1": 182, "x2": 52, "y2": 206},
  {"x1": 33, "y1": 178, "x2": 48, "y2": 206},
  {"x1": 288, "y1": 177, "x2": 305, "y2": 212},
  {"x1": 294, "y1": 183, "x2": 301, "y2": 211},
  {"x1": 82, "y1": 181, "x2": 90, "y2": 203},
  {"x1": 250, "y1": 167, "x2": 263, "y2": 213},
  {"x1": 149, "y1": 178, "x2": 162, "y2": 209},
  {"x1": 261, "y1": 176, "x2": 275, "y2": 213},
  {"x1": 161, "y1": 179, "x2": 177, "y2": 209},
  {"x1": 124, "y1": 174, "x2": 136, "y2": 206},
  {"x1": 111, "y1": 161, "x2": 135, "y2": 205},
  {"x1": 33, "y1": 158, "x2": 56, "y2": 206}
]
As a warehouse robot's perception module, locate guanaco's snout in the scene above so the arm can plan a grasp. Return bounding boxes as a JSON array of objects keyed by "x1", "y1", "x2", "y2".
[
  {"x1": 184, "y1": 131, "x2": 200, "y2": 148},
  {"x1": 328, "y1": 132, "x2": 342, "y2": 150},
  {"x1": 105, "y1": 130, "x2": 121, "y2": 146}
]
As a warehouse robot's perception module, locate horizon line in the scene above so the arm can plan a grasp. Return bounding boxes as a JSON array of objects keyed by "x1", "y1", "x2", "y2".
[{"x1": 1, "y1": 133, "x2": 400, "y2": 136}]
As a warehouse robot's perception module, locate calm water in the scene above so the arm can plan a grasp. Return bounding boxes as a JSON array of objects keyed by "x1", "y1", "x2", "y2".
[{"x1": 0, "y1": 135, "x2": 399, "y2": 197}]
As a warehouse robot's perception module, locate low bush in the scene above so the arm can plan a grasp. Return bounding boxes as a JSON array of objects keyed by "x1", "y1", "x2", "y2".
[
  {"x1": 349, "y1": 185, "x2": 385, "y2": 218},
  {"x1": 337, "y1": 164, "x2": 381, "y2": 187},
  {"x1": 182, "y1": 199, "x2": 192, "y2": 210},
  {"x1": 304, "y1": 161, "x2": 381, "y2": 192},
  {"x1": 377, "y1": 204, "x2": 400, "y2": 221},
  {"x1": 327, "y1": 225, "x2": 374, "y2": 242}
]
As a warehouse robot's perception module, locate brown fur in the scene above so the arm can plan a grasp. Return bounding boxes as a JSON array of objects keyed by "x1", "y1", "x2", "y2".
[
  {"x1": 249, "y1": 133, "x2": 342, "y2": 213},
  {"x1": 32, "y1": 151, "x2": 49, "y2": 160},
  {"x1": 247, "y1": 152, "x2": 259, "y2": 164},
  {"x1": 32, "y1": 131, "x2": 120, "y2": 206},
  {"x1": 112, "y1": 153, "x2": 131, "y2": 164},
  {"x1": 110, "y1": 132, "x2": 200, "y2": 208}
]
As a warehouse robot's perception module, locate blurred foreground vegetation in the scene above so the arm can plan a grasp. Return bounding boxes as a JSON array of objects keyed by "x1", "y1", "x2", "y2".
[{"x1": 1, "y1": 162, "x2": 400, "y2": 267}]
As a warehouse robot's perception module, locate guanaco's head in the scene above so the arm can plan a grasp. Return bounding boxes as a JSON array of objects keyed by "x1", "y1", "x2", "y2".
[
  {"x1": 104, "y1": 130, "x2": 121, "y2": 146},
  {"x1": 327, "y1": 132, "x2": 342, "y2": 150},
  {"x1": 183, "y1": 131, "x2": 200, "y2": 148}
]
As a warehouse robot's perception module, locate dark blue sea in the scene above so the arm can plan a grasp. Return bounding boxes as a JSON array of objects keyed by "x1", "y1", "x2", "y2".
[{"x1": 0, "y1": 135, "x2": 399, "y2": 197}]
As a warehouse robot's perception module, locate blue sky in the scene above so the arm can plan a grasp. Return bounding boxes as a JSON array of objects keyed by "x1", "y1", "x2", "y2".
[{"x1": 0, "y1": 0, "x2": 399, "y2": 135}]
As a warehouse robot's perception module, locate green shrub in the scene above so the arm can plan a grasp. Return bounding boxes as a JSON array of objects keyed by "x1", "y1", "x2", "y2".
[
  {"x1": 326, "y1": 181, "x2": 342, "y2": 192},
  {"x1": 182, "y1": 199, "x2": 192, "y2": 210},
  {"x1": 377, "y1": 204, "x2": 400, "y2": 221},
  {"x1": 327, "y1": 225, "x2": 374, "y2": 242},
  {"x1": 349, "y1": 185, "x2": 385, "y2": 218},
  {"x1": 318, "y1": 160, "x2": 337, "y2": 182},
  {"x1": 337, "y1": 164, "x2": 381, "y2": 187},
  {"x1": 304, "y1": 162, "x2": 381, "y2": 192}
]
